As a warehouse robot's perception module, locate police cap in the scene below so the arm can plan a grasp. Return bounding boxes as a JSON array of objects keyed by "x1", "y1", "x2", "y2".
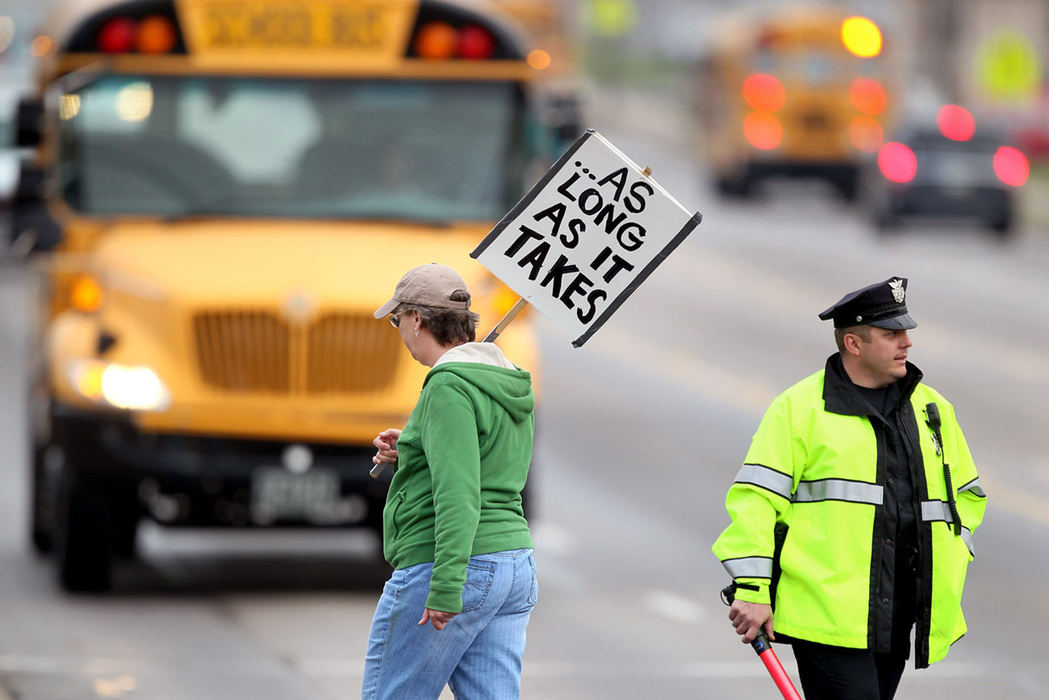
[{"x1": 818, "y1": 277, "x2": 917, "y2": 330}]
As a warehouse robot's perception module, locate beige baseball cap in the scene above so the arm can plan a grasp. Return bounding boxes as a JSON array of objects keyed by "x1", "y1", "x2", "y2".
[{"x1": 373, "y1": 263, "x2": 472, "y2": 319}]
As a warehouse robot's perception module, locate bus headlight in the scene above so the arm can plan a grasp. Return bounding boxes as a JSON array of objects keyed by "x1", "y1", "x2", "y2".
[{"x1": 67, "y1": 360, "x2": 170, "y2": 411}]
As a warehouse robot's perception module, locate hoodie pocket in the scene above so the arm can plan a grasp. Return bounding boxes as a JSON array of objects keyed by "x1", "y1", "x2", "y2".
[{"x1": 384, "y1": 490, "x2": 407, "y2": 536}]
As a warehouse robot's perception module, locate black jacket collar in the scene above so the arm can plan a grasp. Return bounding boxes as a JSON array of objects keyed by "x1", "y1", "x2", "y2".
[{"x1": 822, "y1": 353, "x2": 923, "y2": 417}]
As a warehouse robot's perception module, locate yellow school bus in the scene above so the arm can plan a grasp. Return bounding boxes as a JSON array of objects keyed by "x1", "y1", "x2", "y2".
[
  {"x1": 14, "y1": 0, "x2": 551, "y2": 591},
  {"x1": 696, "y1": 5, "x2": 896, "y2": 199},
  {"x1": 489, "y1": 0, "x2": 583, "y2": 149}
]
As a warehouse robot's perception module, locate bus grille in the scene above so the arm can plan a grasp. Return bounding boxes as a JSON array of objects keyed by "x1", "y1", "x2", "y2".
[{"x1": 193, "y1": 310, "x2": 400, "y2": 394}]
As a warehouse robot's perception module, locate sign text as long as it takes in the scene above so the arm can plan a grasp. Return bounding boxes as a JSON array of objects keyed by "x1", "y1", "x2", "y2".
[{"x1": 472, "y1": 130, "x2": 701, "y2": 347}]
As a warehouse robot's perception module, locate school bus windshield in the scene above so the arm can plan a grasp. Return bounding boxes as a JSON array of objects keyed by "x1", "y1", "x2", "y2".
[
  {"x1": 751, "y1": 46, "x2": 885, "y2": 84},
  {"x1": 58, "y1": 75, "x2": 524, "y2": 221}
]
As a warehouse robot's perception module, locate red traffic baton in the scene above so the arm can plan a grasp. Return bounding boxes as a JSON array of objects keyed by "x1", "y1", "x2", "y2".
[
  {"x1": 749, "y1": 629, "x2": 802, "y2": 700},
  {"x1": 721, "y1": 583, "x2": 802, "y2": 699}
]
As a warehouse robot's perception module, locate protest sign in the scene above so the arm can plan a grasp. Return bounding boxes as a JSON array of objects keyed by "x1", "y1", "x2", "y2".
[{"x1": 471, "y1": 130, "x2": 702, "y2": 347}]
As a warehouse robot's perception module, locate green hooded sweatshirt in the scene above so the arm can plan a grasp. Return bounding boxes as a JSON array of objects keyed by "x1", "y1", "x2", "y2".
[{"x1": 383, "y1": 342, "x2": 535, "y2": 613}]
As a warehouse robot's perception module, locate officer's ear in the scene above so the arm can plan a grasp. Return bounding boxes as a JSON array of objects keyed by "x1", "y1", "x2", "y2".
[{"x1": 842, "y1": 330, "x2": 865, "y2": 356}]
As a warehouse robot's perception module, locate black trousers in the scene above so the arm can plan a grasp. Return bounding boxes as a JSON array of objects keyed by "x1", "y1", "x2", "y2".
[
  {"x1": 791, "y1": 639, "x2": 908, "y2": 700},
  {"x1": 789, "y1": 585, "x2": 915, "y2": 700},
  {"x1": 791, "y1": 534, "x2": 919, "y2": 699}
]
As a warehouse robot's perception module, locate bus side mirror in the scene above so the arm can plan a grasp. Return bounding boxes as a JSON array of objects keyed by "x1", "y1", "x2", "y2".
[
  {"x1": 10, "y1": 161, "x2": 61, "y2": 256},
  {"x1": 16, "y1": 97, "x2": 43, "y2": 148},
  {"x1": 549, "y1": 95, "x2": 583, "y2": 149},
  {"x1": 16, "y1": 161, "x2": 45, "y2": 201}
]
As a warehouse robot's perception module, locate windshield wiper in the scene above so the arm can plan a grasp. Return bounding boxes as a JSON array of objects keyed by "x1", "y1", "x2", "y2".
[
  {"x1": 342, "y1": 211, "x2": 456, "y2": 228},
  {"x1": 164, "y1": 198, "x2": 461, "y2": 227},
  {"x1": 162, "y1": 194, "x2": 245, "y2": 222}
]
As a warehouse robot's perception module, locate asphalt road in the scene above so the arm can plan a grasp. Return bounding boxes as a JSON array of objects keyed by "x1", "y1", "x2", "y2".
[{"x1": 0, "y1": 113, "x2": 1048, "y2": 698}]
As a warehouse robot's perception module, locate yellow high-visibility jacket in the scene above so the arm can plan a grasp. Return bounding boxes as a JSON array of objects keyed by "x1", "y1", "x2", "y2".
[{"x1": 713, "y1": 357, "x2": 986, "y2": 668}]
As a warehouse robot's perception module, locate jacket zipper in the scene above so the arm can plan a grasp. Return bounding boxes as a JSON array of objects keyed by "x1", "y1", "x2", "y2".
[{"x1": 900, "y1": 407, "x2": 930, "y2": 667}]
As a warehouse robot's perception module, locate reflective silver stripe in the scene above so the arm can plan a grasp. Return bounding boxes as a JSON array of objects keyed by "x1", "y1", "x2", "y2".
[
  {"x1": 922, "y1": 503, "x2": 976, "y2": 554},
  {"x1": 722, "y1": 556, "x2": 773, "y2": 579},
  {"x1": 734, "y1": 464, "x2": 793, "y2": 500},
  {"x1": 921, "y1": 500, "x2": 954, "y2": 523},
  {"x1": 958, "y1": 477, "x2": 986, "y2": 498},
  {"x1": 792, "y1": 479, "x2": 883, "y2": 505},
  {"x1": 961, "y1": 527, "x2": 975, "y2": 557}
]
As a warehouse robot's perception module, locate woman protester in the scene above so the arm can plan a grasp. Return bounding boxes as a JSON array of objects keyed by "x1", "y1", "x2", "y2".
[{"x1": 362, "y1": 263, "x2": 538, "y2": 700}]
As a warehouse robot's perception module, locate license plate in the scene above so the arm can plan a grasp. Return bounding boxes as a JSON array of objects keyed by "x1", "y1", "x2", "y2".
[
  {"x1": 250, "y1": 466, "x2": 339, "y2": 523},
  {"x1": 934, "y1": 158, "x2": 974, "y2": 188},
  {"x1": 800, "y1": 112, "x2": 830, "y2": 130},
  {"x1": 181, "y1": 0, "x2": 417, "y2": 57}
]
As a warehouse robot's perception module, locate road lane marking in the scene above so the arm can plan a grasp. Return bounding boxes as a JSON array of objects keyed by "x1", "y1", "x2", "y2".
[
  {"x1": 531, "y1": 553, "x2": 588, "y2": 594},
  {"x1": 292, "y1": 655, "x2": 995, "y2": 680},
  {"x1": 636, "y1": 246, "x2": 1049, "y2": 386},
  {"x1": 93, "y1": 675, "x2": 136, "y2": 698},
  {"x1": 978, "y1": 473, "x2": 1049, "y2": 527},
  {"x1": 586, "y1": 321, "x2": 777, "y2": 418},
  {"x1": 530, "y1": 522, "x2": 577, "y2": 557},
  {"x1": 0, "y1": 651, "x2": 1001, "y2": 682},
  {"x1": 293, "y1": 656, "x2": 784, "y2": 679},
  {"x1": 641, "y1": 589, "x2": 706, "y2": 624}
]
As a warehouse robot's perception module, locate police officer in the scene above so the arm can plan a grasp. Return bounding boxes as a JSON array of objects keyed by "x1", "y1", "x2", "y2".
[{"x1": 713, "y1": 277, "x2": 987, "y2": 699}]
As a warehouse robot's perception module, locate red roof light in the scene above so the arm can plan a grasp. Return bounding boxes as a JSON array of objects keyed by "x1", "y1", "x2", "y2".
[
  {"x1": 98, "y1": 17, "x2": 136, "y2": 53},
  {"x1": 458, "y1": 24, "x2": 494, "y2": 59}
]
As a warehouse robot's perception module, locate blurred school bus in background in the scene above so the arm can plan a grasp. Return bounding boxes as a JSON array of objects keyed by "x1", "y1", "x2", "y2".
[
  {"x1": 491, "y1": 0, "x2": 584, "y2": 150},
  {"x1": 695, "y1": 4, "x2": 898, "y2": 200},
  {"x1": 11, "y1": 0, "x2": 558, "y2": 592}
]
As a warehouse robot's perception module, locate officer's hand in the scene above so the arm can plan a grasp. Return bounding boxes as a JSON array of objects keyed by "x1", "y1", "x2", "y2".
[
  {"x1": 372, "y1": 428, "x2": 402, "y2": 467},
  {"x1": 728, "y1": 600, "x2": 774, "y2": 644},
  {"x1": 419, "y1": 608, "x2": 457, "y2": 631}
]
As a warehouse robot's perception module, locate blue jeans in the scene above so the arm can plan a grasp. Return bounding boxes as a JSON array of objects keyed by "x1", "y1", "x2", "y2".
[{"x1": 362, "y1": 548, "x2": 538, "y2": 700}]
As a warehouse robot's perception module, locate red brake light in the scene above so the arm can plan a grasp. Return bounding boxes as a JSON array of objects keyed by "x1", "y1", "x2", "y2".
[
  {"x1": 937, "y1": 105, "x2": 975, "y2": 141},
  {"x1": 459, "y1": 25, "x2": 494, "y2": 59},
  {"x1": 850, "y1": 78, "x2": 887, "y2": 116},
  {"x1": 878, "y1": 142, "x2": 917, "y2": 183},
  {"x1": 98, "y1": 17, "x2": 136, "y2": 53},
  {"x1": 743, "y1": 74, "x2": 785, "y2": 112},
  {"x1": 849, "y1": 116, "x2": 883, "y2": 153},
  {"x1": 993, "y1": 146, "x2": 1029, "y2": 187},
  {"x1": 413, "y1": 21, "x2": 496, "y2": 60},
  {"x1": 744, "y1": 113, "x2": 783, "y2": 150}
]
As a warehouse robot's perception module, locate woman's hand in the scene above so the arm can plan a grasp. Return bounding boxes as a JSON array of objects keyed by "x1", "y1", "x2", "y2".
[
  {"x1": 419, "y1": 608, "x2": 457, "y2": 631},
  {"x1": 372, "y1": 428, "x2": 402, "y2": 468}
]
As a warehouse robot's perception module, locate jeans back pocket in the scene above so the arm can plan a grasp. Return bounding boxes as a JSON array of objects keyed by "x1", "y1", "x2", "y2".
[
  {"x1": 460, "y1": 559, "x2": 496, "y2": 613},
  {"x1": 526, "y1": 555, "x2": 539, "y2": 607}
]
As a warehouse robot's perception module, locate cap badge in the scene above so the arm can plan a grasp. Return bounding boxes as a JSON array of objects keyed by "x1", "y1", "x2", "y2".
[{"x1": 889, "y1": 279, "x2": 905, "y2": 303}]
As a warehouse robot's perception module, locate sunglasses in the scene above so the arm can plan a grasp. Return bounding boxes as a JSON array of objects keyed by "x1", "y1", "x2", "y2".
[{"x1": 389, "y1": 313, "x2": 401, "y2": 328}]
